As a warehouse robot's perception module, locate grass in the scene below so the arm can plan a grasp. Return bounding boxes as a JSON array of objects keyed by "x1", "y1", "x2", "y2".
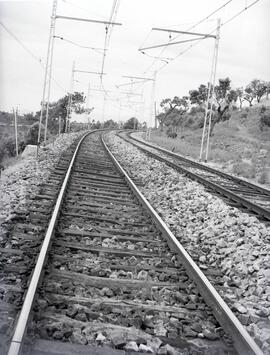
[{"x1": 149, "y1": 130, "x2": 200, "y2": 159}]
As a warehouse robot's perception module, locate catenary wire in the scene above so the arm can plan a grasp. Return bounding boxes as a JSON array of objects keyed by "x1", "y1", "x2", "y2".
[
  {"x1": 149, "y1": 0, "x2": 261, "y2": 75},
  {"x1": 141, "y1": 0, "x2": 234, "y2": 75},
  {"x1": 0, "y1": 21, "x2": 67, "y2": 94},
  {"x1": 54, "y1": 35, "x2": 105, "y2": 54}
]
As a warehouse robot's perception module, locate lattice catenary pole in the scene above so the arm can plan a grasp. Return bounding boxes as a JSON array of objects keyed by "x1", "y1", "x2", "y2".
[
  {"x1": 65, "y1": 61, "x2": 75, "y2": 133},
  {"x1": 37, "y1": 0, "x2": 58, "y2": 147},
  {"x1": 199, "y1": 18, "x2": 221, "y2": 162},
  {"x1": 13, "y1": 107, "x2": 18, "y2": 156}
]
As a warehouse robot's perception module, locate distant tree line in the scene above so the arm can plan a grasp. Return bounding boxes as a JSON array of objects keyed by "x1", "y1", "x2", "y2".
[
  {"x1": 0, "y1": 90, "x2": 142, "y2": 162},
  {"x1": 157, "y1": 78, "x2": 270, "y2": 137}
]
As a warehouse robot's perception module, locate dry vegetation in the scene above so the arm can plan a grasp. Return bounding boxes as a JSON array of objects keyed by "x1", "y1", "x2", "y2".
[{"x1": 148, "y1": 104, "x2": 270, "y2": 188}]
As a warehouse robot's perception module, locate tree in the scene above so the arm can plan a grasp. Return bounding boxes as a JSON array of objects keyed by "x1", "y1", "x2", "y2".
[
  {"x1": 244, "y1": 79, "x2": 267, "y2": 106},
  {"x1": 156, "y1": 112, "x2": 166, "y2": 130},
  {"x1": 103, "y1": 119, "x2": 118, "y2": 129},
  {"x1": 26, "y1": 122, "x2": 45, "y2": 144},
  {"x1": 23, "y1": 112, "x2": 36, "y2": 123},
  {"x1": 123, "y1": 117, "x2": 139, "y2": 129},
  {"x1": 47, "y1": 91, "x2": 86, "y2": 133},
  {"x1": 189, "y1": 84, "x2": 208, "y2": 106},
  {"x1": 209, "y1": 78, "x2": 237, "y2": 135},
  {"x1": 259, "y1": 105, "x2": 270, "y2": 130},
  {"x1": 252, "y1": 79, "x2": 267, "y2": 103},
  {"x1": 214, "y1": 77, "x2": 231, "y2": 103},
  {"x1": 265, "y1": 82, "x2": 270, "y2": 100},
  {"x1": 91, "y1": 120, "x2": 101, "y2": 129},
  {"x1": 158, "y1": 96, "x2": 189, "y2": 130}
]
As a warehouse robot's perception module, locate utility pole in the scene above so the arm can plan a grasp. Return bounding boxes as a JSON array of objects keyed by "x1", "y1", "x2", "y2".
[
  {"x1": 13, "y1": 107, "x2": 18, "y2": 157},
  {"x1": 85, "y1": 82, "x2": 91, "y2": 130},
  {"x1": 138, "y1": 26, "x2": 218, "y2": 145},
  {"x1": 58, "y1": 117, "x2": 61, "y2": 136},
  {"x1": 120, "y1": 75, "x2": 154, "y2": 137},
  {"x1": 154, "y1": 101, "x2": 157, "y2": 129},
  {"x1": 65, "y1": 61, "x2": 75, "y2": 133},
  {"x1": 150, "y1": 71, "x2": 157, "y2": 129},
  {"x1": 44, "y1": 12, "x2": 57, "y2": 144},
  {"x1": 118, "y1": 101, "x2": 122, "y2": 121},
  {"x1": 74, "y1": 72, "x2": 106, "y2": 127},
  {"x1": 37, "y1": 0, "x2": 57, "y2": 146},
  {"x1": 102, "y1": 94, "x2": 106, "y2": 122},
  {"x1": 199, "y1": 18, "x2": 221, "y2": 162},
  {"x1": 65, "y1": 68, "x2": 105, "y2": 133}
]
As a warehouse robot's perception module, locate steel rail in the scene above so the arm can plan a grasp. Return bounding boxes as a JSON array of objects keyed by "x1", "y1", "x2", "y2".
[
  {"x1": 128, "y1": 132, "x2": 270, "y2": 197},
  {"x1": 101, "y1": 134, "x2": 263, "y2": 355},
  {"x1": 121, "y1": 132, "x2": 270, "y2": 221},
  {"x1": 7, "y1": 131, "x2": 94, "y2": 355},
  {"x1": 102, "y1": 134, "x2": 263, "y2": 354}
]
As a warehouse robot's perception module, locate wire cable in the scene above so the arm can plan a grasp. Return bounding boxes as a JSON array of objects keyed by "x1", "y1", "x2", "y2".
[
  {"x1": 0, "y1": 20, "x2": 67, "y2": 94},
  {"x1": 222, "y1": 0, "x2": 260, "y2": 26},
  {"x1": 0, "y1": 20, "x2": 42, "y2": 64},
  {"x1": 54, "y1": 35, "x2": 105, "y2": 53},
  {"x1": 100, "y1": 0, "x2": 121, "y2": 83},
  {"x1": 149, "y1": 0, "x2": 261, "y2": 75},
  {"x1": 141, "y1": 0, "x2": 234, "y2": 75}
]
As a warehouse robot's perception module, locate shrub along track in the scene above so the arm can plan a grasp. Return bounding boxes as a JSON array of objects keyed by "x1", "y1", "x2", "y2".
[
  {"x1": 3, "y1": 131, "x2": 263, "y2": 355},
  {"x1": 120, "y1": 131, "x2": 270, "y2": 224}
]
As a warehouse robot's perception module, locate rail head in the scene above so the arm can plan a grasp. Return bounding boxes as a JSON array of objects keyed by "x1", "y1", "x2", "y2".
[
  {"x1": 7, "y1": 131, "x2": 96, "y2": 355},
  {"x1": 102, "y1": 132, "x2": 264, "y2": 355}
]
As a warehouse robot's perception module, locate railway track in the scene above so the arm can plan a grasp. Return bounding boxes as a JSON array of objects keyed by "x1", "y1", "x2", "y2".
[
  {"x1": 119, "y1": 131, "x2": 270, "y2": 223},
  {"x1": 2, "y1": 131, "x2": 264, "y2": 355}
]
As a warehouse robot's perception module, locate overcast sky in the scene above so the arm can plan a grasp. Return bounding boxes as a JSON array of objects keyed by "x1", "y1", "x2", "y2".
[{"x1": 0, "y1": 0, "x2": 269, "y2": 124}]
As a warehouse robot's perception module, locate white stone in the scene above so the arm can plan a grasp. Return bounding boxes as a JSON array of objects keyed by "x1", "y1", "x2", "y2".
[
  {"x1": 125, "y1": 341, "x2": 139, "y2": 351},
  {"x1": 138, "y1": 343, "x2": 154, "y2": 352},
  {"x1": 96, "y1": 332, "x2": 106, "y2": 342},
  {"x1": 21, "y1": 144, "x2": 37, "y2": 158}
]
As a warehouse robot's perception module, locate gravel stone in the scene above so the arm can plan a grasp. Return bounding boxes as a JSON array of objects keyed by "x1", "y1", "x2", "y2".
[
  {"x1": 96, "y1": 332, "x2": 106, "y2": 342},
  {"x1": 125, "y1": 341, "x2": 139, "y2": 351},
  {"x1": 0, "y1": 132, "x2": 83, "y2": 226},
  {"x1": 138, "y1": 343, "x2": 154, "y2": 352}
]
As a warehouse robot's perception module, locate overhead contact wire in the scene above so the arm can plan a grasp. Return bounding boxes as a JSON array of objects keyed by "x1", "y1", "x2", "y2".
[{"x1": 0, "y1": 21, "x2": 67, "y2": 93}]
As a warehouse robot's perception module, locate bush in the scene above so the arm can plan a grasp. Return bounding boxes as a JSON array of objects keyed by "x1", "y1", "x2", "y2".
[
  {"x1": 259, "y1": 105, "x2": 270, "y2": 128},
  {"x1": 166, "y1": 127, "x2": 177, "y2": 138},
  {"x1": 167, "y1": 132, "x2": 177, "y2": 138},
  {"x1": 189, "y1": 106, "x2": 204, "y2": 116},
  {"x1": 4, "y1": 138, "x2": 18, "y2": 156},
  {"x1": 240, "y1": 112, "x2": 248, "y2": 119},
  {"x1": 232, "y1": 161, "x2": 256, "y2": 178},
  {"x1": 0, "y1": 143, "x2": 5, "y2": 163},
  {"x1": 25, "y1": 122, "x2": 43, "y2": 144},
  {"x1": 257, "y1": 170, "x2": 268, "y2": 184},
  {"x1": 0, "y1": 137, "x2": 26, "y2": 163},
  {"x1": 184, "y1": 116, "x2": 194, "y2": 127}
]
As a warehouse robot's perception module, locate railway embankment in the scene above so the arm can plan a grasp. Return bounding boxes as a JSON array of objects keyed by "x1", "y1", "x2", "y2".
[{"x1": 0, "y1": 132, "x2": 84, "y2": 226}]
